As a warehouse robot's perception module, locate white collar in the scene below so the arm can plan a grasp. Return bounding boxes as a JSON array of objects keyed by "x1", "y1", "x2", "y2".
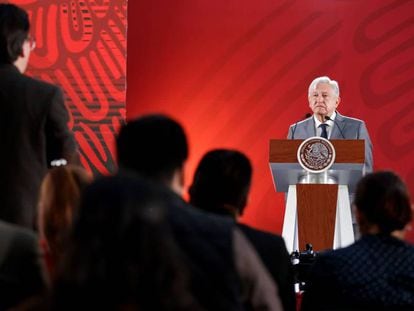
[{"x1": 314, "y1": 111, "x2": 336, "y2": 127}]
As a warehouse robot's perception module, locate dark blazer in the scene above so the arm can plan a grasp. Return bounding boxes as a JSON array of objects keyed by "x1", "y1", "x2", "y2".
[
  {"x1": 166, "y1": 193, "x2": 281, "y2": 310},
  {"x1": 301, "y1": 234, "x2": 414, "y2": 311},
  {"x1": 238, "y1": 223, "x2": 296, "y2": 311},
  {"x1": 163, "y1": 192, "x2": 242, "y2": 310},
  {"x1": 0, "y1": 220, "x2": 46, "y2": 310},
  {"x1": 0, "y1": 64, "x2": 78, "y2": 228},
  {"x1": 287, "y1": 112, "x2": 373, "y2": 173}
]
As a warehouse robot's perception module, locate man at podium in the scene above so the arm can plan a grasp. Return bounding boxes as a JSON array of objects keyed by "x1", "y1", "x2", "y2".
[{"x1": 287, "y1": 76, "x2": 373, "y2": 173}]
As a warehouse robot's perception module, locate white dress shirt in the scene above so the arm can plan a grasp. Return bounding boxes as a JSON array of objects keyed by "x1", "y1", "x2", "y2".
[{"x1": 314, "y1": 111, "x2": 336, "y2": 138}]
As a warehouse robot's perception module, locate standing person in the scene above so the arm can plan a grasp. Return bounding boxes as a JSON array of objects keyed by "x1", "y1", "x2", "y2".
[
  {"x1": 0, "y1": 4, "x2": 79, "y2": 229},
  {"x1": 189, "y1": 149, "x2": 296, "y2": 311},
  {"x1": 116, "y1": 114, "x2": 282, "y2": 311},
  {"x1": 301, "y1": 171, "x2": 414, "y2": 311},
  {"x1": 287, "y1": 76, "x2": 373, "y2": 173}
]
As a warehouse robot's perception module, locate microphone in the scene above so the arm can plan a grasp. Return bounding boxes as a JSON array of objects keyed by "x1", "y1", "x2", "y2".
[{"x1": 324, "y1": 115, "x2": 345, "y2": 139}]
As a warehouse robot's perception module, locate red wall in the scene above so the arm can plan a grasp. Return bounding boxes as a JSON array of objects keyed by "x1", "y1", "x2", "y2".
[{"x1": 127, "y1": 1, "x2": 414, "y2": 240}]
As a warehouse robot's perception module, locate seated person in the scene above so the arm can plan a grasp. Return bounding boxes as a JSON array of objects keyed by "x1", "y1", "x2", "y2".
[
  {"x1": 116, "y1": 115, "x2": 282, "y2": 310},
  {"x1": 301, "y1": 171, "x2": 414, "y2": 311},
  {"x1": 0, "y1": 221, "x2": 46, "y2": 309},
  {"x1": 37, "y1": 165, "x2": 92, "y2": 280},
  {"x1": 50, "y1": 174, "x2": 200, "y2": 310},
  {"x1": 189, "y1": 149, "x2": 296, "y2": 311}
]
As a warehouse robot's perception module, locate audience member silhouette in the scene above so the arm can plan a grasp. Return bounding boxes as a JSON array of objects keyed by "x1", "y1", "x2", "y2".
[
  {"x1": 0, "y1": 220, "x2": 46, "y2": 309},
  {"x1": 116, "y1": 114, "x2": 282, "y2": 310},
  {"x1": 189, "y1": 149, "x2": 296, "y2": 311},
  {"x1": 301, "y1": 171, "x2": 414, "y2": 311},
  {"x1": 50, "y1": 174, "x2": 199, "y2": 310},
  {"x1": 37, "y1": 165, "x2": 92, "y2": 280}
]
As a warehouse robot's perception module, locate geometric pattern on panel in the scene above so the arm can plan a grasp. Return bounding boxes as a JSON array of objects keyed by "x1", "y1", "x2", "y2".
[{"x1": 15, "y1": 0, "x2": 127, "y2": 175}]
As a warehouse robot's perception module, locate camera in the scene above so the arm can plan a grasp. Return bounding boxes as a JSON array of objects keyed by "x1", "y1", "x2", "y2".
[{"x1": 290, "y1": 243, "x2": 318, "y2": 292}]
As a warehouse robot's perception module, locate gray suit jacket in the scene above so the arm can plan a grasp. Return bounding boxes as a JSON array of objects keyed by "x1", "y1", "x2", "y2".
[{"x1": 287, "y1": 112, "x2": 373, "y2": 173}]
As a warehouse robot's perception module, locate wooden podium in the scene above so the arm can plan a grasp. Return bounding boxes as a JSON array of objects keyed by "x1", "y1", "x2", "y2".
[{"x1": 269, "y1": 139, "x2": 365, "y2": 253}]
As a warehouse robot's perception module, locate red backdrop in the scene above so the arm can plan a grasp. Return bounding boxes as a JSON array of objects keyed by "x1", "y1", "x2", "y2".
[
  {"x1": 127, "y1": 0, "x2": 414, "y2": 242},
  {"x1": 15, "y1": 1, "x2": 414, "y2": 242}
]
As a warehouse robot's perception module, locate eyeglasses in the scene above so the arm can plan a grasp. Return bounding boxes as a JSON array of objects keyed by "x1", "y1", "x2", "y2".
[{"x1": 26, "y1": 35, "x2": 36, "y2": 51}]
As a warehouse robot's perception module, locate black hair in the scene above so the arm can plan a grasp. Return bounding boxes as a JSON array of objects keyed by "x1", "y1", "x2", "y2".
[
  {"x1": 117, "y1": 114, "x2": 188, "y2": 184},
  {"x1": 0, "y1": 3, "x2": 29, "y2": 64},
  {"x1": 354, "y1": 171, "x2": 412, "y2": 234},
  {"x1": 189, "y1": 149, "x2": 252, "y2": 217}
]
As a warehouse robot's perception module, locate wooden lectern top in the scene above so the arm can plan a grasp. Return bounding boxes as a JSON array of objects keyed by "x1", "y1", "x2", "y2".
[
  {"x1": 269, "y1": 139, "x2": 365, "y2": 194},
  {"x1": 269, "y1": 139, "x2": 364, "y2": 164}
]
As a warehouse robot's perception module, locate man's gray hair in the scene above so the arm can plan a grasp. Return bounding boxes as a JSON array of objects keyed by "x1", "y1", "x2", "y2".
[{"x1": 308, "y1": 76, "x2": 340, "y2": 97}]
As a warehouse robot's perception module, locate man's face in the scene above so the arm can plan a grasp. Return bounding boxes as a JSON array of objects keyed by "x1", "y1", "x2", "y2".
[{"x1": 308, "y1": 82, "x2": 340, "y2": 117}]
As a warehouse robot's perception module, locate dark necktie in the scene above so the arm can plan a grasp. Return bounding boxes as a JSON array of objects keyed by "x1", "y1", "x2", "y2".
[{"x1": 319, "y1": 123, "x2": 328, "y2": 139}]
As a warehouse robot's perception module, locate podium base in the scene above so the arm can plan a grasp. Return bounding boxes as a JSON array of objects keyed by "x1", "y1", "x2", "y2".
[{"x1": 282, "y1": 185, "x2": 354, "y2": 253}]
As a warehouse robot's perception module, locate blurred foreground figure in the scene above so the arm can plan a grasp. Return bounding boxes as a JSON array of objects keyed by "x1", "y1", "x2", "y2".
[
  {"x1": 37, "y1": 165, "x2": 92, "y2": 280},
  {"x1": 189, "y1": 149, "x2": 296, "y2": 311},
  {"x1": 302, "y1": 171, "x2": 414, "y2": 311},
  {"x1": 116, "y1": 114, "x2": 282, "y2": 310},
  {"x1": 51, "y1": 174, "x2": 199, "y2": 310},
  {"x1": 0, "y1": 220, "x2": 46, "y2": 309}
]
